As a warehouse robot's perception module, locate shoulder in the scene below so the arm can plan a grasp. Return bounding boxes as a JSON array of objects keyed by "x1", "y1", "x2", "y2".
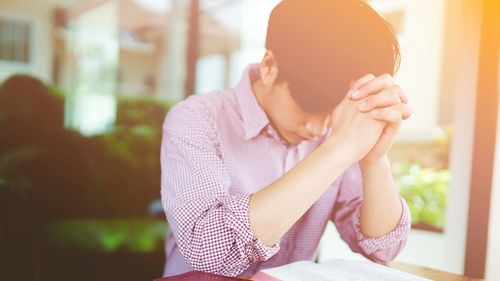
[{"x1": 163, "y1": 89, "x2": 237, "y2": 138}]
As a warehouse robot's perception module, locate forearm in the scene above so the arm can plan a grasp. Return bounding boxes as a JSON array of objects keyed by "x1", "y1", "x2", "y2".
[
  {"x1": 359, "y1": 155, "x2": 403, "y2": 238},
  {"x1": 249, "y1": 138, "x2": 352, "y2": 247}
]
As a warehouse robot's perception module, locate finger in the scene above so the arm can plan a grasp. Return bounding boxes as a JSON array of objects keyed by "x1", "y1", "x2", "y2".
[
  {"x1": 388, "y1": 103, "x2": 413, "y2": 120},
  {"x1": 382, "y1": 120, "x2": 402, "y2": 138},
  {"x1": 351, "y1": 73, "x2": 376, "y2": 90},
  {"x1": 383, "y1": 120, "x2": 402, "y2": 139},
  {"x1": 376, "y1": 84, "x2": 409, "y2": 105},
  {"x1": 370, "y1": 108, "x2": 403, "y2": 124},
  {"x1": 370, "y1": 103, "x2": 412, "y2": 122},
  {"x1": 400, "y1": 103, "x2": 413, "y2": 120},
  {"x1": 399, "y1": 88, "x2": 410, "y2": 104},
  {"x1": 358, "y1": 89, "x2": 402, "y2": 113},
  {"x1": 347, "y1": 73, "x2": 375, "y2": 99},
  {"x1": 350, "y1": 73, "x2": 394, "y2": 100}
]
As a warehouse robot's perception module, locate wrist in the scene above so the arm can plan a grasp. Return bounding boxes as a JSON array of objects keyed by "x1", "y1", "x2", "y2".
[
  {"x1": 321, "y1": 135, "x2": 356, "y2": 169},
  {"x1": 359, "y1": 154, "x2": 390, "y2": 172}
]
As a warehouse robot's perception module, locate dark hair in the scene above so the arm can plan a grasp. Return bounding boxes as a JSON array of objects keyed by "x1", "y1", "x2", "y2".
[{"x1": 266, "y1": 0, "x2": 401, "y2": 112}]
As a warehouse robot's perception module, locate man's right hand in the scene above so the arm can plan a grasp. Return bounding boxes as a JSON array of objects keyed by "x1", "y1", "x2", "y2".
[
  {"x1": 325, "y1": 73, "x2": 409, "y2": 164},
  {"x1": 326, "y1": 90, "x2": 386, "y2": 164}
]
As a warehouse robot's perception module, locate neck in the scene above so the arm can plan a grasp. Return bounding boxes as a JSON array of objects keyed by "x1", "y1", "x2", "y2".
[{"x1": 252, "y1": 78, "x2": 271, "y2": 114}]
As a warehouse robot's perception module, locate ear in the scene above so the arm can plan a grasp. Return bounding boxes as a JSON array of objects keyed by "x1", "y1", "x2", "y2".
[{"x1": 259, "y1": 50, "x2": 279, "y2": 87}]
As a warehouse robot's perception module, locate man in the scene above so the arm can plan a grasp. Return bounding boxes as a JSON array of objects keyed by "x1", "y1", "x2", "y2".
[{"x1": 161, "y1": 0, "x2": 413, "y2": 277}]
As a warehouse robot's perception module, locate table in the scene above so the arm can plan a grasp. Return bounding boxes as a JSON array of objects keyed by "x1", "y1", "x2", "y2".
[
  {"x1": 389, "y1": 262, "x2": 483, "y2": 281},
  {"x1": 157, "y1": 262, "x2": 483, "y2": 280},
  {"x1": 243, "y1": 262, "x2": 482, "y2": 280}
]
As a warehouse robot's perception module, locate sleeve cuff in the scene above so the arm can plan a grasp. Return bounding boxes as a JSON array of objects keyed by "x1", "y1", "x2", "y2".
[
  {"x1": 222, "y1": 194, "x2": 281, "y2": 262},
  {"x1": 353, "y1": 197, "x2": 411, "y2": 256}
]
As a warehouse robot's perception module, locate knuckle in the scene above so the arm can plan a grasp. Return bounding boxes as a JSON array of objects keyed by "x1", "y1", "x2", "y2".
[
  {"x1": 354, "y1": 74, "x2": 376, "y2": 88},
  {"x1": 404, "y1": 104, "x2": 414, "y2": 118},
  {"x1": 402, "y1": 92, "x2": 410, "y2": 103},
  {"x1": 391, "y1": 113, "x2": 402, "y2": 122},
  {"x1": 379, "y1": 92, "x2": 398, "y2": 105},
  {"x1": 393, "y1": 84, "x2": 403, "y2": 93},
  {"x1": 390, "y1": 92, "x2": 401, "y2": 103},
  {"x1": 360, "y1": 100, "x2": 371, "y2": 110},
  {"x1": 382, "y1": 73, "x2": 393, "y2": 84}
]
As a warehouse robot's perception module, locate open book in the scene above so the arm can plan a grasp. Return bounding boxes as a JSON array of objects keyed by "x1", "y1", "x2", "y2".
[{"x1": 252, "y1": 259, "x2": 432, "y2": 281}]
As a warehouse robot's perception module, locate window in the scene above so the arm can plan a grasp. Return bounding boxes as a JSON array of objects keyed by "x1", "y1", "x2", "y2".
[
  {"x1": 372, "y1": 0, "x2": 451, "y2": 232},
  {"x1": 0, "y1": 17, "x2": 32, "y2": 64}
]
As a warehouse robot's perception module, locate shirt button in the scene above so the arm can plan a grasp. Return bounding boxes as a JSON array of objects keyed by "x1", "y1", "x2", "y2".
[{"x1": 266, "y1": 127, "x2": 272, "y2": 135}]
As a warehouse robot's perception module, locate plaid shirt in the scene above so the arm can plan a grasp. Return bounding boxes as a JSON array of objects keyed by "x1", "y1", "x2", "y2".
[{"x1": 161, "y1": 64, "x2": 411, "y2": 277}]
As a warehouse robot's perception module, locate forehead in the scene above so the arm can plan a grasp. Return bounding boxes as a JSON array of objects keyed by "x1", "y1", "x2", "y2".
[
  {"x1": 281, "y1": 85, "x2": 332, "y2": 118},
  {"x1": 279, "y1": 79, "x2": 340, "y2": 115}
]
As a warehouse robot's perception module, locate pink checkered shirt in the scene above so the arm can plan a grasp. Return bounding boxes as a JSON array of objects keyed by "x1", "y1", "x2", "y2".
[{"x1": 161, "y1": 64, "x2": 411, "y2": 277}]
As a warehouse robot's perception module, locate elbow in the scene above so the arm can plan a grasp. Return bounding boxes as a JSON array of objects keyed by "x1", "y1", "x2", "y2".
[
  {"x1": 182, "y1": 244, "x2": 248, "y2": 277},
  {"x1": 183, "y1": 247, "x2": 226, "y2": 275},
  {"x1": 367, "y1": 239, "x2": 408, "y2": 265},
  {"x1": 190, "y1": 261, "x2": 226, "y2": 276}
]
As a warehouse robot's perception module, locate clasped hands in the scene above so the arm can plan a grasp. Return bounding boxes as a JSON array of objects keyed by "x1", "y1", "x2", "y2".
[{"x1": 329, "y1": 73, "x2": 412, "y2": 166}]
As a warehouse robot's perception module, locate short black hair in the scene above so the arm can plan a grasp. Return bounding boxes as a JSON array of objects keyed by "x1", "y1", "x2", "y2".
[{"x1": 266, "y1": 0, "x2": 401, "y2": 112}]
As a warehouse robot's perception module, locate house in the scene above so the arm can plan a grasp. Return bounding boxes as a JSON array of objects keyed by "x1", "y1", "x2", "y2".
[
  {"x1": 1, "y1": 0, "x2": 240, "y2": 134},
  {"x1": 1, "y1": 0, "x2": 240, "y2": 99}
]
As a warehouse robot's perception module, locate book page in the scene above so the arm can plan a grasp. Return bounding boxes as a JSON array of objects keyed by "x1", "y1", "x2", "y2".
[
  {"x1": 253, "y1": 259, "x2": 432, "y2": 281},
  {"x1": 318, "y1": 259, "x2": 432, "y2": 281},
  {"x1": 255, "y1": 261, "x2": 339, "y2": 281}
]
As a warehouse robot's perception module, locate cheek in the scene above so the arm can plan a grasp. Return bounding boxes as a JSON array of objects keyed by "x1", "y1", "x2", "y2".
[
  {"x1": 269, "y1": 92, "x2": 307, "y2": 132},
  {"x1": 281, "y1": 109, "x2": 304, "y2": 129}
]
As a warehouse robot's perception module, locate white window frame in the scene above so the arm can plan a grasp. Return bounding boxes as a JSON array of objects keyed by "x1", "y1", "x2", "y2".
[{"x1": 0, "y1": 13, "x2": 35, "y2": 68}]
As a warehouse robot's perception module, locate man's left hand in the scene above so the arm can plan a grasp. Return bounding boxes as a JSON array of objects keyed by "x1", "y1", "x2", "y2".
[{"x1": 347, "y1": 73, "x2": 412, "y2": 164}]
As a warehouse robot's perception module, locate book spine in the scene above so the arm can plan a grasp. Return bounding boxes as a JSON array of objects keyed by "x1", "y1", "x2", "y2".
[{"x1": 251, "y1": 272, "x2": 282, "y2": 281}]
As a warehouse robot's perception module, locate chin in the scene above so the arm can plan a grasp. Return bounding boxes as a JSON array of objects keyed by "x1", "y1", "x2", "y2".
[{"x1": 286, "y1": 133, "x2": 305, "y2": 145}]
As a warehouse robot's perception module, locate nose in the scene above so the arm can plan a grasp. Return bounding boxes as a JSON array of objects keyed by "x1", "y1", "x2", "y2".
[{"x1": 305, "y1": 118, "x2": 329, "y2": 139}]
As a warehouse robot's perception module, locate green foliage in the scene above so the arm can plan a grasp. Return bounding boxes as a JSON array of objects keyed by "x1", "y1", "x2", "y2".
[
  {"x1": 393, "y1": 162, "x2": 450, "y2": 229},
  {"x1": 47, "y1": 85, "x2": 66, "y2": 101},
  {"x1": 1, "y1": 76, "x2": 174, "y2": 256},
  {"x1": 85, "y1": 96, "x2": 170, "y2": 217},
  {"x1": 45, "y1": 219, "x2": 168, "y2": 253},
  {"x1": 97, "y1": 97, "x2": 169, "y2": 171},
  {"x1": 1, "y1": 75, "x2": 172, "y2": 219},
  {"x1": 0, "y1": 146, "x2": 44, "y2": 198}
]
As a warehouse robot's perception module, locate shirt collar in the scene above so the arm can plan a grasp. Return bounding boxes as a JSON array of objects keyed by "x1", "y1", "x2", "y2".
[{"x1": 234, "y1": 64, "x2": 271, "y2": 140}]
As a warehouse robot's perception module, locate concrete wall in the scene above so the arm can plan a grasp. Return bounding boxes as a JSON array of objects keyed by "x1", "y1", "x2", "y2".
[
  {"x1": 382, "y1": 0, "x2": 446, "y2": 141},
  {"x1": 485, "y1": 44, "x2": 500, "y2": 281},
  {"x1": 119, "y1": 47, "x2": 159, "y2": 95}
]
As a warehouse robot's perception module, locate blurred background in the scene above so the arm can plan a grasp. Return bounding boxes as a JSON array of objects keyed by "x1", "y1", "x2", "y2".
[{"x1": 0, "y1": 0, "x2": 498, "y2": 280}]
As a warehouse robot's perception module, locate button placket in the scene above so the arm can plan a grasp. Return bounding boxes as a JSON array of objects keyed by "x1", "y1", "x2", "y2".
[{"x1": 283, "y1": 146, "x2": 297, "y2": 173}]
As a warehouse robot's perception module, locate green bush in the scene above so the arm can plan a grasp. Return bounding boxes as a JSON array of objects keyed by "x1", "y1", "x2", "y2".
[
  {"x1": 45, "y1": 219, "x2": 168, "y2": 253},
  {"x1": 0, "y1": 75, "x2": 171, "y2": 219},
  {"x1": 393, "y1": 162, "x2": 450, "y2": 229}
]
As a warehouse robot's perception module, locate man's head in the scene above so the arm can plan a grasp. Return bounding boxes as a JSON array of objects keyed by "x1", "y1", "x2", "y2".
[{"x1": 255, "y1": 0, "x2": 400, "y2": 144}]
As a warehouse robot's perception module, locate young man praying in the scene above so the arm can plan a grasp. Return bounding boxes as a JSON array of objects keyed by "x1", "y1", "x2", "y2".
[{"x1": 161, "y1": 0, "x2": 413, "y2": 277}]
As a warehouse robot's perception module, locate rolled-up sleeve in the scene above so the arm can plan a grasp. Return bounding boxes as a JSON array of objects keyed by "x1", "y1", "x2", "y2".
[
  {"x1": 160, "y1": 98, "x2": 279, "y2": 276},
  {"x1": 331, "y1": 163, "x2": 411, "y2": 264}
]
